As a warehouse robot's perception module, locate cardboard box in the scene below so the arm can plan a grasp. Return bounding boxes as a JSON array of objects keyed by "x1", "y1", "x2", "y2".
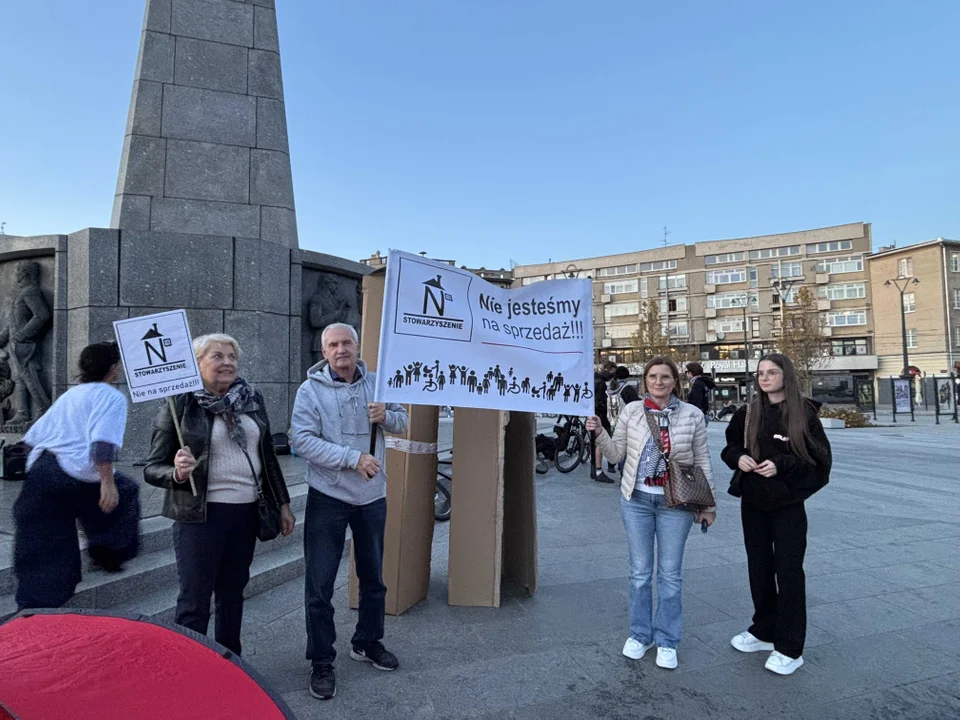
[{"x1": 348, "y1": 269, "x2": 438, "y2": 616}]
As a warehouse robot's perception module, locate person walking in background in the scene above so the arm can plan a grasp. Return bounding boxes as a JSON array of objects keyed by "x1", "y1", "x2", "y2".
[
  {"x1": 721, "y1": 353, "x2": 831, "y2": 676},
  {"x1": 608, "y1": 366, "x2": 639, "y2": 475},
  {"x1": 592, "y1": 360, "x2": 617, "y2": 483},
  {"x1": 685, "y1": 362, "x2": 716, "y2": 425},
  {"x1": 13, "y1": 342, "x2": 140, "y2": 610},
  {"x1": 145, "y1": 334, "x2": 295, "y2": 656},
  {"x1": 586, "y1": 357, "x2": 715, "y2": 670},
  {"x1": 291, "y1": 323, "x2": 409, "y2": 701}
]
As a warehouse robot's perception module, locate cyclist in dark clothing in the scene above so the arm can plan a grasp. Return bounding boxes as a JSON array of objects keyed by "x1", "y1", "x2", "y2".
[
  {"x1": 685, "y1": 362, "x2": 716, "y2": 424},
  {"x1": 593, "y1": 361, "x2": 616, "y2": 483}
]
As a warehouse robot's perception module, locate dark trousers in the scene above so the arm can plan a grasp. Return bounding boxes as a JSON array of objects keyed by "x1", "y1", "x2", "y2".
[
  {"x1": 304, "y1": 489, "x2": 387, "y2": 667},
  {"x1": 13, "y1": 451, "x2": 140, "y2": 610},
  {"x1": 172, "y1": 502, "x2": 258, "y2": 656},
  {"x1": 741, "y1": 499, "x2": 808, "y2": 658}
]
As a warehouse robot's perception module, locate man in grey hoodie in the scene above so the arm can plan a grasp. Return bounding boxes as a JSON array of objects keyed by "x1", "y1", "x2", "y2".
[{"x1": 291, "y1": 322, "x2": 408, "y2": 701}]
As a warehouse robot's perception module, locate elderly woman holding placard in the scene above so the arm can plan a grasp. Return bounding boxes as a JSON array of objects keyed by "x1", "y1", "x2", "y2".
[{"x1": 144, "y1": 333, "x2": 295, "y2": 655}]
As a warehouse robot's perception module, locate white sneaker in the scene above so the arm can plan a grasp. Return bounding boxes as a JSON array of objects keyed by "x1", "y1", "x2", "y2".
[
  {"x1": 622, "y1": 637, "x2": 655, "y2": 660},
  {"x1": 656, "y1": 647, "x2": 678, "y2": 669},
  {"x1": 730, "y1": 631, "x2": 775, "y2": 653},
  {"x1": 765, "y1": 651, "x2": 804, "y2": 676}
]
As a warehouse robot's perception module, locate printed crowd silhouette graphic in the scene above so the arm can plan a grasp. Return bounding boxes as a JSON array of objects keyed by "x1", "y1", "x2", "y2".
[{"x1": 386, "y1": 360, "x2": 593, "y2": 404}]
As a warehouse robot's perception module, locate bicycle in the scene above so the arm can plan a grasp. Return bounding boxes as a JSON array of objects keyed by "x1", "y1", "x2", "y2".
[
  {"x1": 553, "y1": 415, "x2": 588, "y2": 473},
  {"x1": 435, "y1": 457, "x2": 452, "y2": 522}
]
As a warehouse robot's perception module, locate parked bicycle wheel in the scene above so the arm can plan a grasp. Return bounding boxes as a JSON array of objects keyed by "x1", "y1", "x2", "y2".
[
  {"x1": 554, "y1": 430, "x2": 583, "y2": 473},
  {"x1": 435, "y1": 473, "x2": 452, "y2": 521}
]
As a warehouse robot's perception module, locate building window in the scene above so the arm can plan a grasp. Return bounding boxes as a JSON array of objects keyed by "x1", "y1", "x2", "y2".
[
  {"x1": 707, "y1": 291, "x2": 759, "y2": 310},
  {"x1": 906, "y1": 328, "x2": 918, "y2": 349},
  {"x1": 597, "y1": 264, "x2": 637, "y2": 277},
  {"x1": 521, "y1": 275, "x2": 546, "y2": 285},
  {"x1": 639, "y1": 260, "x2": 677, "y2": 273},
  {"x1": 816, "y1": 255, "x2": 863, "y2": 274},
  {"x1": 830, "y1": 338, "x2": 869, "y2": 356},
  {"x1": 708, "y1": 318, "x2": 746, "y2": 333},
  {"x1": 807, "y1": 240, "x2": 853, "y2": 254},
  {"x1": 749, "y1": 267, "x2": 758, "y2": 288},
  {"x1": 640, "y1": 278, "x2": 648, "y2": 298},
  {"x1": 770, "y1": 262, "x2": 803, "y2": 279},
  {"x1": 954, "y1": 289, "x2": 960, "y2": 310},
  {"x1": 705, "y1": 252, "x2": 745, "y2": 265},
  {"x1": 604, "y1": 325, "x2": 635, "y2": 339},
  {"x1": 603, "y1": 279, "x2": 638, "y2": 295},
  {"x1": 749, "y1": 246, "x2": 800, "y2": 260},
  {"x1": 897, "y1": 257, "x2": 914, "y2": 278},
  {"x1": 826, "y1": 310, "x2": 867, "y2": 327},
  {"x1": 658, "y1": 296, "x2": 688, "y2": 314},
  {"x1": 955, "y1": 327, "x2": 960, "y2": 347},
  {"x1": 661, "y1": 321, "x2": 689, "y2": 337},
  {"x1": 773, "y1": 286, "x2": 799, "y2": 305},
  {"x1": 818, "y1": 283, "x2": 866, "y2": 300},
  {"x1": 658, "y1": 274, "x2": 687, "y2": 290},
  {"x1": 706, "y1": 268, "x2": 746, "y2": 285},
  {"x1": 952, "y1": 253, "x2": 960, "y2": 273},
  {"x1": 903, "y1": 292, "x2": 916, "y2": 313},
  {"x1": 604, "y1": 302, "x2": 639, "y2": 321}
]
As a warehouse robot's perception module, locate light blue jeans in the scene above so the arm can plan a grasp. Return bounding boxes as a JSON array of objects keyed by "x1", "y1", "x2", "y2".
[{"x1": 621, "y1": 489, "x2": 694, "y2": 648}]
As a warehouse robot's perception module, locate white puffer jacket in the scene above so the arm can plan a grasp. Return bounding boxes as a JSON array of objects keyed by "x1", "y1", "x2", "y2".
[{"x1": 595, "y1": 398, "x2": 715, "y2": 507}]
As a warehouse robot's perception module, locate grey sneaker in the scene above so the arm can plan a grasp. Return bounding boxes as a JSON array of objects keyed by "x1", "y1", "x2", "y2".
[{"x1": 309, "y1": 664, "x2": 336, "y2": 700}]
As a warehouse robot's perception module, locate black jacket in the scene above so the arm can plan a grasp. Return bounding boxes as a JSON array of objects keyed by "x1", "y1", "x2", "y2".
[
  {"x1": 721, "y1": 399, "x2": 831, "y2": 510},
  {"x1": 144, "y1": 391, "x2": 291, "y2": 523},
  {"x1": 687, "y1": 375, "x2": 716, "y2": 413}
]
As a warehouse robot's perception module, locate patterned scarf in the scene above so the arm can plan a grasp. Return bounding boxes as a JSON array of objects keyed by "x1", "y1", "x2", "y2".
[
  {"x1": 194, "y1": 377, "x2": 259, "y2": 447},
  {"x1": 637, "y1": 394, "x2": 680, "y2": 487}
]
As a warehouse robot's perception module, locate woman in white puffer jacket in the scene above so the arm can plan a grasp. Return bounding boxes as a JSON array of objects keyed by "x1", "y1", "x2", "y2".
[{"x1": 586, "y1": 356, "x2": 715, "y2": 670}]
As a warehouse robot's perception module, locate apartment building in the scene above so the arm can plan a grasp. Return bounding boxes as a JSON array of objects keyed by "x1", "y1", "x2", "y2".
[
  {"x1": 360, "y1": 250, "x2": 514, "y2": 286},
  {"x1": 512, "y1": 222, "x2": 878, "y2": 405},
  {"x1": 867, "y1": 239, "x2": 960, "y2": 397}
]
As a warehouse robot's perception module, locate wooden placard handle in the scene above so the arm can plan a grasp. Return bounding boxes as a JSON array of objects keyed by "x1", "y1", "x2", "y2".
[{"x1": 167, "y1": 396, "x2": 198, "y2": 497}]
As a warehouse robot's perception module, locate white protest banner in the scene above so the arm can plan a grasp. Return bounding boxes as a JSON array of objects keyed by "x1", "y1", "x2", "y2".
[
  {"x1": 375, "y1": 250, "x2": 594, "y2": 414},
  {"x1": 113, "y1": 310, "x2": 202, "y2": 402},
  {"x1": 893, "y1": 377, "x2": 912, "y2": 414}
]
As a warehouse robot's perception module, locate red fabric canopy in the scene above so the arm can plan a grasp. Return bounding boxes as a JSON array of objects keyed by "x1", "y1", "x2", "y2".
[{"x1": 0, "y1": 612, "x2": 293, "y2": 720}]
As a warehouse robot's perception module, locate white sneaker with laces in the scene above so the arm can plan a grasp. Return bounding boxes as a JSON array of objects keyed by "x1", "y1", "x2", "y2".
[
  {"x1": 730, "y1": 631, "x2": 775, "y2": 653},
  {"x1": 622, "y1": 637, "x2": 655, "y2": 660},
  {"x1": 656, "y1": 647, "x2": 678, "y2": 669},
  {"x1": 765, "y1": 651, "x2": 804, "y2": 675}
]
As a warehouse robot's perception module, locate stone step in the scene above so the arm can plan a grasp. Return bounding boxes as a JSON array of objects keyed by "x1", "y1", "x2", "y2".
[
  {"x1": 0, "y1": 482, "x2": 310, "y2": 596},
  {"x1": 0, "y1": 506, "x2": 323, "y2": 623}
]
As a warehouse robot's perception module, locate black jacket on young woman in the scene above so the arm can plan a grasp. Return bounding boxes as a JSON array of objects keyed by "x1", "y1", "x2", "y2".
[
  {"x1": 144, "y1": 391, "x2": 291, "y2": 524},
  {"x1": 721, "y1": 399, "x2": 831, "y2": 511}
]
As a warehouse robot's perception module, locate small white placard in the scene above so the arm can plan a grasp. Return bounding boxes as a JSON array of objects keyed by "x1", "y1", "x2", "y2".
[{"x1": 113, "y1": 310, "x2": 202, "y2": 403}]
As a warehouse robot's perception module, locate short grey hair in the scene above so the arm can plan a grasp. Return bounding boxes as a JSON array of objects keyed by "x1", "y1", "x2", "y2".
[
  {"x1": 193, "y1": 333, "x2": 241, "y2": 361},
  {"x1": 321, "y1": 323, "x2": 359, "y2": 348}
]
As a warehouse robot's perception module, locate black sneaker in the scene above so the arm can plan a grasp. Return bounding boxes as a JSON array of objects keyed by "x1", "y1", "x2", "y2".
[
  {"x1": 350, "y1": 641, "x2": 399, "y2": 671},
  {"x1": 309, "y1": 664, "x2": 336, "y2": 700},
  {"x1": 607, "y1": 462, "x2": 617, "y2": 474},
  {"x1": 593, "y1": 471, "x2": 615, "y2": 484}
]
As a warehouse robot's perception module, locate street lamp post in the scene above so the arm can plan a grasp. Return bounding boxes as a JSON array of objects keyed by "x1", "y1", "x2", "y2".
[
  {"x1": 884, "y1": 276, "x2": 920, "y2": 377},
  {"x1": 732, "y1": 296, "x2": 752, "y2": 401}
]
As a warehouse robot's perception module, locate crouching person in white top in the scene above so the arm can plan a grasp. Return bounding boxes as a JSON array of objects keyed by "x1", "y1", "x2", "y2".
[
  {"x1": 14, "y1": 342, "x2": 141, "y2": 610},
  {"x1": 144, "y1": 334, "x2": 295, "y2": 656},
  {"x1": 291, "y1": 323, "x2": 408, "y2": 701}
]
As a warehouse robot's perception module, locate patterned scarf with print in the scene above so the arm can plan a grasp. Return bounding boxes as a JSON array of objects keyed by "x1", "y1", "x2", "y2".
[
  {"x1": 194, "y1": 377, "x2": 259, "y2": 447},
  {"x1": 637, "y1": 394, "x2": 681, "y2": 487}
]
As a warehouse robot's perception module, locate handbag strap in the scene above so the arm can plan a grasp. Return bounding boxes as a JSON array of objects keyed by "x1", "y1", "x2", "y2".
[
  {"x1": 232, "y1": 435, "x2": 268, "y2": 505},
  {"x1": 743, "y1": 404, "x2": 752, "y2": 452}
]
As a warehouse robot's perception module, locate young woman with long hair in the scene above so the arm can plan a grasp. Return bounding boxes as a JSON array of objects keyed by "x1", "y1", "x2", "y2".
[
  {"x1": 721, "y1": 353, "x2": 832, "y2": 675},
  {"x1": 586, "y1": 356, "x2": 715, "y2": 670}
]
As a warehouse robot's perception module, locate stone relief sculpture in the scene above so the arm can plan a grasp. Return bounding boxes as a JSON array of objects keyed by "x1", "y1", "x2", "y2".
[
  {"x1": 0, "y1": 260, "x2": 52, "y2": 425},
  {"x1": 307, "y1": 272, "x2": 362, "y2": 364}
]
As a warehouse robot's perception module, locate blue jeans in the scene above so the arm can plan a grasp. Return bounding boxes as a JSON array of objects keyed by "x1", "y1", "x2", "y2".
[
  {"x1": 304, "y1": 489, "x2": 387, "y2": 666},
  {"x1": 702, "y1": 411, "x2": 711, "y2": 427},
  {"x1": 620, "y1": 489, "x2": 693, "y2": 648}
]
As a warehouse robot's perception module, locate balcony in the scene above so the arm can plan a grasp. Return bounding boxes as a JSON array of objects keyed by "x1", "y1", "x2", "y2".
[
  {"x1": 600, "y1": 294, "x2": 611, "y2": 303},
  {"x1": 705, "y1": 307, "x2": 717, "y2": 318},
  {"x1": 704, "y1": 284, "x2": 716, "y2": 294},
  {"x1": 817, "y1": 299, "x2": 831, "y2": 311},
  {"x1": 816, "y1": 273, "x2": 830, "y2": 284}
]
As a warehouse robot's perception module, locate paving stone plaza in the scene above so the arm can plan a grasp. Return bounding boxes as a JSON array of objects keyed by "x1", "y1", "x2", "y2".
[{"x1": 173, "y1": 421, "x2": 960, "y2": 718}]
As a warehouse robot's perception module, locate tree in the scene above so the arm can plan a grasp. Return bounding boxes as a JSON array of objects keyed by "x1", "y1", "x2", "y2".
[
  {"x1": 630, "y1": 300, "x2": 671, "y2": 360},
  {"x1": 777, "y1": 285, "x2": 828, "y2": 393}
]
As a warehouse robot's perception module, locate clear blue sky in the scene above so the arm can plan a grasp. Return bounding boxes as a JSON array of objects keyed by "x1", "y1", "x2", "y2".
[{"x1": 2, "y1": 1, "x2": 957, "y2": 268}]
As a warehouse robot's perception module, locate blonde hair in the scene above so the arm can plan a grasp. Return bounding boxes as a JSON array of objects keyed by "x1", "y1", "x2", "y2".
[{"x1": 193, "y1": 334, "x2": 241, "y2": 362}]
